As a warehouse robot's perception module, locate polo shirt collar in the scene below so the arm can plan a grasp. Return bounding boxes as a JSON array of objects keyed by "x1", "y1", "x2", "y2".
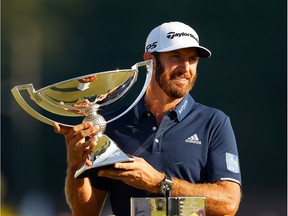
[
  {"x1": 174, "y1": 94, "x2": 195, "y2": 121},
  {"x1": 134, "y1": 94, "x2": 195, "y2": 121}
]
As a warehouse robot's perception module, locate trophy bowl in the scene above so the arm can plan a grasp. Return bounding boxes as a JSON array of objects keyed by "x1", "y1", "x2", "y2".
[{"x1": 11, "y1": 60, "x2": 153, "y2": 178}]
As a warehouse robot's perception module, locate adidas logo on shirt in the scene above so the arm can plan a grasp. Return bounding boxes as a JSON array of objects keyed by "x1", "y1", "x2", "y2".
[{"x1": 185, "y1": 134, "x2": 202, "y2": 144}]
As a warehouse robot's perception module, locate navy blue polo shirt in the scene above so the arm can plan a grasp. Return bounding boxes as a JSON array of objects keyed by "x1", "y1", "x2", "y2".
[{"x1": 89, "y1": 94, "x2": 241, "y2": 216}]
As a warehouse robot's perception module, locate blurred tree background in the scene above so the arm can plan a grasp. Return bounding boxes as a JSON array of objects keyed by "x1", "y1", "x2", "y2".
[{"x1": 1, "y1": 0, "x2": 286, "y2": 215}]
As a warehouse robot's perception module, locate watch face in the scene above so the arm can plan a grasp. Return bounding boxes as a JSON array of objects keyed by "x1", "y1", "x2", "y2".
[
  {"x1": 160, "y1": 182, "x2": 172, "y2": 195},
  {"x1": 159, "y1": 175, "x2": 172, "y2": 195},
  {"x1": 160, "y1": 183, "x2": 172, "y2": 194}
]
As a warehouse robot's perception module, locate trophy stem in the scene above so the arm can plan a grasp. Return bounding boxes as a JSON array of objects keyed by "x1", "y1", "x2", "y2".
[
  {"x1": 81, "y1": 104, "x2": 107, "y2": 161},
  {"x1": 82, "y1": 104, "x2": 107, "y2": 133}
]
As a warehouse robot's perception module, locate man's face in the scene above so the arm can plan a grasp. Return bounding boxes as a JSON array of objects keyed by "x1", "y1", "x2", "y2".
[{"x1": 154, "y1": 48, "x2": 199, "y2": 99}]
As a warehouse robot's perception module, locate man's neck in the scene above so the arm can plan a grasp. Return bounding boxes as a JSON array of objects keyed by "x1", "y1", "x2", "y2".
[{"x1": 144, "y1": 88, "x2": 182, "y2": 125}]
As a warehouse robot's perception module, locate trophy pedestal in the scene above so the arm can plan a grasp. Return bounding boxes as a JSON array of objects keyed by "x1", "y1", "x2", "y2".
[
  {"x1": 74, "y1": 135, "x2": 134, "y2": 178},
  {"x1": 131, "y1": 197, "x2": 205, "y2": 216}
]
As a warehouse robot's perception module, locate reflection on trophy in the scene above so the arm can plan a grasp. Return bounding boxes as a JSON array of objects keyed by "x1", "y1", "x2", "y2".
[{"x1": 11, "y1": 60, "x2": 153, "y2": 178}]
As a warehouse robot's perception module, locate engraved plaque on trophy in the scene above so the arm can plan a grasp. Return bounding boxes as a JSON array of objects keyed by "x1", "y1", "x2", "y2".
[
  {"x1": 11, "y1": 60, "x2": 153, "y2": 178},
  {"x1": 131, "y1": 197, "x2": 205, "y2": 216}
]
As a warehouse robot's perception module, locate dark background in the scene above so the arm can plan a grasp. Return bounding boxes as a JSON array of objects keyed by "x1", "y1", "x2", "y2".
[{"x1": 1, "y1": 0, "x2": 287, "y2": 215}]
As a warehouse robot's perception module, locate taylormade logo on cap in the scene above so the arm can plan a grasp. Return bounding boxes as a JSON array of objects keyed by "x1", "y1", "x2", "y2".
[
  {"x1": 145, "y1": 21, "x2": 211, "y2": 58},
  {"x1": 166, "y1": 31, "x2": 199, "y2": 42}
]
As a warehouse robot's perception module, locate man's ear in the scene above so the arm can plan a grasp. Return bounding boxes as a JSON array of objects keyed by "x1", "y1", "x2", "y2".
[
  {"x1": 143, "y1": 52, "x2": 156, "y2": 73},
  {"x1": 143, "y1": 52, "x2": 154, "y2": 60}
]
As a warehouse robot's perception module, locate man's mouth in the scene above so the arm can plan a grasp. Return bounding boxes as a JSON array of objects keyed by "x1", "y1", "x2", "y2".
[
  {"x1": 172, "y1": 74, "x2": 190, "y2": 82},
  {"x1": 175, "y1": 77, "x2": 188, "y2": 81}
]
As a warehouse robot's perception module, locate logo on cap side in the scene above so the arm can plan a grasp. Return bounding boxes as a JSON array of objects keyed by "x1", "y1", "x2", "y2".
[
  {"x1": 146, "y1": 41, "x2": 158, "y2": 52},
  {"x1": 167, "y1": 32, "x2": 199, "y2": 43}
]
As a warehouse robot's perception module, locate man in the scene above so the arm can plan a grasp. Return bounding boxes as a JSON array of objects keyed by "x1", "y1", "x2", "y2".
[{"x1": 54, "y1": 21, "x2": 242, "y2": 216}]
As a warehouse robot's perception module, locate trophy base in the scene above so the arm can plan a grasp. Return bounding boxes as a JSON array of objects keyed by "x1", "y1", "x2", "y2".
[
  {"x1": 74, "y1": 135, "x2": 134, "y2": 178},
  {"x1": 131, "y1": 197, "x2": 205, "y2": 216}
]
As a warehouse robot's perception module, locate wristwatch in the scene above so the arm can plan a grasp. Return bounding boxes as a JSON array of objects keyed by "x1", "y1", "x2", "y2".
[{"x1": 158, "y1": 174, "x2": 173, "y2": 196}]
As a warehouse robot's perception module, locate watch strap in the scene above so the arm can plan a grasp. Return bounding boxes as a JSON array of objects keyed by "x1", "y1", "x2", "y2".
[{"x1": 158, "y1": 174, "x2": 173, "y2": 197}]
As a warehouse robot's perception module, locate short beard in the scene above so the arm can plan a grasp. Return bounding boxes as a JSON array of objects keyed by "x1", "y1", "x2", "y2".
[{"x1": 152, "y1": 52, "x2": 197, "y2": 99}]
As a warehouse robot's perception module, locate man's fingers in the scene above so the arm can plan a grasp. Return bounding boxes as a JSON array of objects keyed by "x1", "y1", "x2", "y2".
[
  {"x1": 53, "y1": 121, "x2": 100, "y2": 137},
  {"x1": 73, "y1": 122, "x2": 94, "y2": 131},
  {"x1": 72, "y1": 125, "x2": 100, "y2": 142},
  {"x1": 74, "y1": 135, "x2": 98, "y2": 153},
  {"x1": 73, "y1": 122, "x2": 99, "y2": 137},
  {"x1": 89, "y1": 135, "x2": 98, "y2": 152},
  {"x1": 53, "y1": 122, "x2": 71, "y2": 134},
  {"x1": 53, "y1": 122, "x2": 60, "y2": 133}
]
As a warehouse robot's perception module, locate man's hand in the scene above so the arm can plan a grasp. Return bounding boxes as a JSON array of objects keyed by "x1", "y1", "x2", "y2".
[
  {"x1": 98, "y1": 156, "x2": 165, "y2": 193},
  {"x1": 53, "y1": 122, "x2": 100, "y2": 171}
]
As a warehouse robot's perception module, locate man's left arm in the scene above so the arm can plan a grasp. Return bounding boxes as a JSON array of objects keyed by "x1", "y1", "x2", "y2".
[
  {"x1": 172, "y1": 177, "x2": 241, "y2": 216},
  {"x1": 98, "y1": 156, "x2": 241, "y2": 216}
]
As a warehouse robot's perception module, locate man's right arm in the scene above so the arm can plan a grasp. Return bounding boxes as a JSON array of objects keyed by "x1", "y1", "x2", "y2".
[
  {"x1": 53, "y1": 122, "x2": 107, "y2": 216},
  {"x1": 65, "y1": 167, "x2": 107, "y2": 216}
]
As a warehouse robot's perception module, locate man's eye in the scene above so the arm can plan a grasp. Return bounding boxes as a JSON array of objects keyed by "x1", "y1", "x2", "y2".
[
  {"x1": 189, "y1": 57, "x2": 198, "y2": 63},
  {"x1": 170, "y1": 55, "x2": 182, "y2": 61},
  {"x1": 171, "y1": 55, "x2": 180, "y2": 58}
]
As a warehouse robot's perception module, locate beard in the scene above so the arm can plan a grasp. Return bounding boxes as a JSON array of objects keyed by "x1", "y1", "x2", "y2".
[
  {"x1": 154, "y1": 53, "x2": 197, "y2": 99},
  {"x1": 158, "y1": 73, "x2": 197, "y2": 98}
]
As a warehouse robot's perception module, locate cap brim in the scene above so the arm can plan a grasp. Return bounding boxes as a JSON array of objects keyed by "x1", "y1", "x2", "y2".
[
  {"x1": 155, "y1": 44, "x2": 211, "y2": 58},
  {"x1": 196, "y1": 46, "x2": 211, "y2": 58}
]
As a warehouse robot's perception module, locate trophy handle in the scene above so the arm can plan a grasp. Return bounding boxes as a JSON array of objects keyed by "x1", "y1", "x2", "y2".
[
  {"x1": 106, "y1": 60, "x2": 153, "y2": 124},
  {"x1": 11, "y1": 60, "x2": 153, "y2": 127},
  {"x1": 11, "y1": 84, "x2": 59, "y2": 126}
]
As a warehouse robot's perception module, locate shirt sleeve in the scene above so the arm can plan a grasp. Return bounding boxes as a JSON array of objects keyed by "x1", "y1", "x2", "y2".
[
  {"x1": 206, "y1": 114, "x2": 242, "y2": 185},
  {"x1": 89, "y1": 175, "x2": 111, "y2": 191}
]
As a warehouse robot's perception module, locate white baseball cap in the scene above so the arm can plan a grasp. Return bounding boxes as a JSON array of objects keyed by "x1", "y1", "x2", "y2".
[{"x1": 145, "y1": 21, "x2": 211, "y2": 58}]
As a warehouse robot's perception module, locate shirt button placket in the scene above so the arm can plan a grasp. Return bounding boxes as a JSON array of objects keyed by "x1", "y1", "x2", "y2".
[{"x1": 153, "y1": 138, "x2": 161, "y2": 152}]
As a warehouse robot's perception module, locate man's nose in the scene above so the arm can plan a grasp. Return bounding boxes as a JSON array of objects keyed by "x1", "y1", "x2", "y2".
[{"x1": 179, "y1": 60, "x2": 191, "y2": 72}]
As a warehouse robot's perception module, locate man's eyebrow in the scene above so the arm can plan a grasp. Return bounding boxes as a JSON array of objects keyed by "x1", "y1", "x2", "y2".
[{"x1": 169, "y1": 50, "x2": 198, "y2": 57}]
